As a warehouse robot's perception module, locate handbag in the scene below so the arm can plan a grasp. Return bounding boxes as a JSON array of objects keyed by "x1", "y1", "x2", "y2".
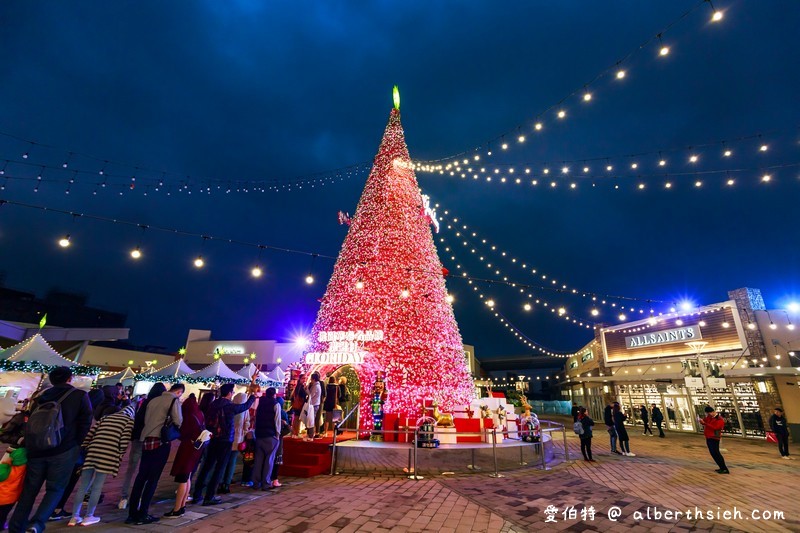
[
  {"x1": 160, "y1": 398, "x2": 181, "y2": 444},
  {"x1": 765, "y1": 431, "x2": 778, "y2": 443}
]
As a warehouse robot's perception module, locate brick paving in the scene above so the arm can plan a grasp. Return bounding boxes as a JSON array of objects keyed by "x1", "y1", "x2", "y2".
[{"x1": 29, "y1": 417, "x2": 799, "y2": 532}]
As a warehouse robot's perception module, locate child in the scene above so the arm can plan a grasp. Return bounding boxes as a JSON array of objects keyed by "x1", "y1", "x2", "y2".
[{"x1": 0, "y1": 446, "x2": 27, "y2": 528}]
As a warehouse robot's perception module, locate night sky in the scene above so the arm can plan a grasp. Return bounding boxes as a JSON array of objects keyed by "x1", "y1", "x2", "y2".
[{"x1": 0, "y1": 1, "x2": 798, "y2": 361}]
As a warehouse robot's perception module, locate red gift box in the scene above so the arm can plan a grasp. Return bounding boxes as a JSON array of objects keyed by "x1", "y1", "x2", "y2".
[
  {"x1": 398, "y1": 416, "x2": 413, "y2": 443},
  {"x1": 383, "y1": 413, "x2": 399, "y2": 442},
  {"x1": 454, "y1": 418, "x2": 482, "y2": 443}
]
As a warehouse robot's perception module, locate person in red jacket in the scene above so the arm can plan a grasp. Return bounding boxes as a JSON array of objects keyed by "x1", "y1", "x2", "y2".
[{"x1": 698, "y1": 406, "x2": 729, "y2": 474}]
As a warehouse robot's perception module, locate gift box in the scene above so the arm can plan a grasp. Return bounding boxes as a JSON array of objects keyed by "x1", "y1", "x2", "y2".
[
  {"x1": 454, "y1": 418, "x2": 482, "y2": 443},
  {"x1": 434, "y1": 426, "x2": 457, "y2": 444},
  {"x1": 481, "y1": 418, "x2": 504, "y2": 443},
  {"x1": 398, "y1": 416, "x2": 413, "y2": 443},
  {"x1": 383, "y1": 413, "x2": 399, "y2": 442}
]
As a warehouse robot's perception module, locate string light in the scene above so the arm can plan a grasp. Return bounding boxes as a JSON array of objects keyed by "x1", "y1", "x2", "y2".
[
  {"x1": 305, "y1": 274, "x2": 315, "y2": 284},
  {"x1": 58, "y1": 234, "x2": 71, "y2": 248},
  {"x1": 194, "y1": 256, "x2": 205, "y2": 268},
  {"x1": 251, "y1": 265, "x2": 263, "y2": 278},
  {"x1": 130, "y1": 246, "x2": 142, "y2": 259}
]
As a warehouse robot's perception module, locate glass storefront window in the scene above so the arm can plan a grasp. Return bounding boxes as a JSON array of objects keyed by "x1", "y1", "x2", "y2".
[{"x1": 733, "y1": 382, "x2": 765, "y2": 437}]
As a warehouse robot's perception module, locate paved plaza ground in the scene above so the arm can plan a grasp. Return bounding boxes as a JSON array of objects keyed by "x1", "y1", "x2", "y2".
[{"x1": 33, "y1": 415, "x2": 799, "y2": 533}]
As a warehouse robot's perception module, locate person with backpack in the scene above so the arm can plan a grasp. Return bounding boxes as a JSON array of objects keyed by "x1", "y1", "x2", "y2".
[
  {"x1": 699, "y1": 405, "x2": 729, "y2": 474},
  {"x1": 612, "y1": 402, "x2": 635, "y2": 457},
  {"x1": 651, "y1": 404, "x2": 665, "y2": 438},
  {"x1": 0, "y1": 446, "x2": 27, "y2": 530},
  {"x1": 68, "y1": 404, "x2": 135, "y2": 526},
  {"x1": 125, "y1": 383, "x2": 184, "y2": 526},
  {"x1": 251, "y1": 387, "x2": 281, "y2": 490},
  {"x1": 118, "y1": 382, "x2": 166, "y2": 511},
  {"x1": 191, "y1": 383, "x2": 256, "y2": 506},
  {"x1": 577, "y1": 407, "x2": 595, "y2": 462},
  {"x1": 9, "y1": 366, "x2": 92, "y2": 533}
]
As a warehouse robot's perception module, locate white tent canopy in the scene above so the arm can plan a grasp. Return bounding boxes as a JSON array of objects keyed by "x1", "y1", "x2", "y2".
[
  {"x1": 98, "y1": 367, "x2": 136, "y2": 386},
  {"x1": 190, "y1": 359, "x2": 243, "y2": 383},
  {"x1": 236, "y1": 363, "x2": 262, "y2": 382},
  {"x1": 267, "y1": 366, "x2": 285, "y2": 383},
  {"x1": 145, "y1": 359, "x2": 194, "y2": 380},
  {"x1": 0, "y1": 333, "x2": 77, "y2": 368}
]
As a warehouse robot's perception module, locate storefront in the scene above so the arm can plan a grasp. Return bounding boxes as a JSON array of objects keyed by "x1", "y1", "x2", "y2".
[{"x1": 563, "y1": 293, "x2": 800, "y2": 439}]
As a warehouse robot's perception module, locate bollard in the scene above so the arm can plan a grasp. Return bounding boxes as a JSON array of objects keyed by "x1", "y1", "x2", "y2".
[
  {"x1": 540, "y1": 437, "x2": 548, "y2": 470},
  {"x1": 489, "y1": 428, "x2": 504, "y2": 478},
  {"x1": 330, "y1": 424, "x2": 339, "y2": 475},
  {"x1": 467, "y1": 447, "x2": 481, "y2": 470},
  {"x1": 519, "y1": 442, "x2": 528, "y2": 466},
  {"x1": 409, "y1": 426, "x2": 423, "y2": 480},
  {"x1": 562, "y1": 426, "x2": 570, "y2": 462}
]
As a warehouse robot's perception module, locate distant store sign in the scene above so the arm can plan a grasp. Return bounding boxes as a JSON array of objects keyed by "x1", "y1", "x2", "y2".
[
  {"x1": 625, "y1": 325, "x2": 702, "y2": 349},
  {"x1": 684, "y1": 377, "x2": 704, "y2": 389},
  {"x1": 213, "y1": 345, "x2": 246, "y2": 355}
]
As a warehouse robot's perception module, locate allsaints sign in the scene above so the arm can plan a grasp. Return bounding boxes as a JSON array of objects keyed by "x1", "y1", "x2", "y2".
[{"x1": 625, "y1": 325, "x2": 702, "y2": 349}]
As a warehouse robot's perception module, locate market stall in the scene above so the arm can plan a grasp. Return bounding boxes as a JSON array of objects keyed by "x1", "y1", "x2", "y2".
[{"x1": 132, "y1": 358, "x2": 194, "y2": 396}]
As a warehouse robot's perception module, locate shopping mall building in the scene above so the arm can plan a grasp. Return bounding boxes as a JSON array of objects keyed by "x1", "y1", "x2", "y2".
[{"x1": 560, "y1": 288, "x2": 800, "y2": 440}]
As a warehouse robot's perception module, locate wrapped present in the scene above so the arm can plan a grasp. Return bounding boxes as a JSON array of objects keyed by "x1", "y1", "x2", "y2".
[
  {"x1": 454, "y1": 418, "x2": 482, "y2": 443},
  {"x1": 398, "y1": 416, "x2": 413, "y2": 443},
  {"x1": 383, "y1": 413, "x2": 399, "y2": 442},
  {"x1": 434, "y1": 426, "x2": 457, "y2": 444}
]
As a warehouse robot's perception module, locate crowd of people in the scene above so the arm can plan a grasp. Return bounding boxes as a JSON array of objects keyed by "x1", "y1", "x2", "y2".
[
  {"x1": 571, "y1": 400, "x2": 793, "y2": 473},
  {"x1": 0, "y1": 366, "x2": 292, "y2": 532}
]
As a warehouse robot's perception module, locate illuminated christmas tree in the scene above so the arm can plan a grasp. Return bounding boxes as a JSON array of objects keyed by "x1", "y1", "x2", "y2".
[{"x1": 306, "y1": 88, "x2": 473, "y2": 430}]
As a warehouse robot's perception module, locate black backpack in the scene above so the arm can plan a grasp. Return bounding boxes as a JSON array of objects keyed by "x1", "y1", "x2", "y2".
[
  {"x1": 205, "y1": 403, "x2": 226, "y2": 439},
  {"x1": 25, "y1": 389, "x2": 78, "y2": 451}
]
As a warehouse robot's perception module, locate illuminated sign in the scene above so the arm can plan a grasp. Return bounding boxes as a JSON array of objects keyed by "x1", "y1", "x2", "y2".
[
  {"x1": 305, "y1": 330, "x2": 384, "y2": 366},
  {"x1": 213, "y1": 345, "x2": 246, "y2": 355},
  {"x1": 625, "y1": 325, "x2": 702, "y2": 349}
]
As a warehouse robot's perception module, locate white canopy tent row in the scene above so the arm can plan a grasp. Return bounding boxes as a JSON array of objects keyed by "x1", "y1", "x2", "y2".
[
  {"x1": 236, "y1": 363, "x2": 284, "y2": 389},
  {"x1": 96, "y1": 366, "x2": 137, "y2": 388},
  {"x1": 0, "y1": 333, "x2": 99, "y2": 401}
]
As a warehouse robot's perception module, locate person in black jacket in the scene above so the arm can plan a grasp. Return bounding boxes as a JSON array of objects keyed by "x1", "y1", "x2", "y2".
[
  {"x1": 10, "y1": 367, "x2": 92, "y2": 533},
  {"x1": 612, "y1": 402, "x2": 635, "y2": 457},
  {"x1": 192, "y1": 383, "x2": 256, "y2": 505},
  {"x1": 604, "y1": 405, "x2": 620, "y2": 455},
  {"x1": 578, "y1": 407, "x2": 595, "y2": 462},
  {"x1": 769, "y1": 407, "x2": 791, "y2": 458},
  {"x1": 251, "y1": 388, "x2": 281, "y2": 490},
  {"x1": 640, "y1": 405, "x2": 652, "y2": 436},
  {"x1": 651, "y1": 404, "x2": 665, "y2": 438},
  {"x1": 571, "y1": 402, "x2": 579, "y2": 423}
]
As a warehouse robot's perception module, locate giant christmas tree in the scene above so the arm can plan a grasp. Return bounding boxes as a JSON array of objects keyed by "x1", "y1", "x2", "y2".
[{"x1": 306, "y1": 90, "x2": 473, "y2": 431}]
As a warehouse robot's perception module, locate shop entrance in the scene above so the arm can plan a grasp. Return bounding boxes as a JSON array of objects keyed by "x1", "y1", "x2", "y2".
[
  {"x1": 330, "y1": 365, "x2": 361, "y2": 431},
  {"x1": 663, "y1": 395, "x2": 695, "y2": 431}
]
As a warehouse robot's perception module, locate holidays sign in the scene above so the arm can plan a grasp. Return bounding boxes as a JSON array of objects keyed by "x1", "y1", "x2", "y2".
[
  {"x1": 625, "y1": 325, "x2": 702, "y2": 349},
  {"x1": 304, "y1": 329, "x2": 384, "y2": 366}
]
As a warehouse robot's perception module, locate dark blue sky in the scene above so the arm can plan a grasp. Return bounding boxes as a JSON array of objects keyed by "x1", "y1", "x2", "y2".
[{"x1": 0, "y1": 1, "x2": 797, "y2": 360}]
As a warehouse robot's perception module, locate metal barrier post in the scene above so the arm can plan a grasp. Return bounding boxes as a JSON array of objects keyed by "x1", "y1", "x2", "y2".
[
  {"x1": 408, "y1": 426, "x2": 423, "y2": 480},
  {"x1": 467, "y1": 447, "x2": 481, "y2": 470},
  {"x1": 519, "y1": 440, "x2": 528, "y2": 466},
  {"x1": 489, "y1": 428, "x2": 504, "y2": 478},
  {"x1": 562, "y1": 426, "x2": 570, "y2": 462},
  {"x1": 540, "y1": 437, "x2": 548, "y2": 470},
  {"x1": 330, "y1": 423, "x2": 339, "y2": 475}
]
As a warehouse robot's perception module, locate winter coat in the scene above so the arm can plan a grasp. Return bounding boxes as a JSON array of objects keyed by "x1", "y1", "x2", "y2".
[
  {"x1": 701, "y1": 414, "x2": 725, "y2": 440},
  {"x1": 206, "y1": 395, "x2": 255, "y2": 442},
  {"x1": 639, "y1": 407, "x2": 649, "y2": 422},
  {"x1": 769, "y1": 414, "x2": 788, "y2": 435},
  {"x1": 323, "y1": 384, "x2": 338, "y2": 412},
  {"x1": 131, "y1": 383, "x2": 167, "y2": 441},
  {"x1": 603, "y1": 405, "x2": 614, "y2": 426},
  {"x1": 613, "y1": 410, "x2": 629, "y2": 440},
  {"x1": 171, "y1": 397, "x2": 205, "y2": 478},
  {"x1": 0, "y1": 447, "x2": 27, "y2": 505},
  {"x1": 652, "y1": 407, "x2": 664, "y2": 423},
  {"x1": 579, "y1": 415, "x2": 594, "y2": 439},
  {"x1": 231, "y1": 393, "x2": 251, "y2": 450},
  {"x1": 254, "y1": 397, "x2": 281, "y2": 439},
  {"x1": 82, "y1": 405, "x2": 135, "y2": 476},
  {"x1": 27, "y1": 384, "x2": 92, "y2": 459},
  {"x1": 92, "y1": 385, "x2": 121, "y2": 421}
]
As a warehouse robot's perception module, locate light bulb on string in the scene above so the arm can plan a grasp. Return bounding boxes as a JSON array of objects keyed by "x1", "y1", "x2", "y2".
[
  {"x1": 58, "y1": 234, "x2": 71, "y2": 248},
  {"x1": 194, "y1": 256, "x2": 205, "y2": 268},
  {"x1": 305, "y1": 274, "x2": 314, "y2": 284},
  {"x1": 616, "y1": 69, "x2": 626, "y2": 79},
  {"x1": 355, "y1": 279, "x2": 365, "y2": 290},
  {"x1": 130, "y1": 247, "x2": 142, "y2": 259},
  {"x1": 400, "y1": 288, "x2": 410, "y2": 299},
  {"x1": 251, "y1": 265, "x2": 263, "y2": 278},
  {"x1": 446, "y1": 294, "x2": 454, "y2": 304}
]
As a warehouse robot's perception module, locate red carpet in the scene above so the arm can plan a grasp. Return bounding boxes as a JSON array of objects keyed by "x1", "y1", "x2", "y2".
[{"x1": 282, "y1": 431, "x2": 358, "y2": 477}]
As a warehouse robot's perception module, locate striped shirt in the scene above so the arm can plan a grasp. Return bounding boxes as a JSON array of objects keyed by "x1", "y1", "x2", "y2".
[{"x1": 81, "y1": 405, "x2": 135, "y2": 476}]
